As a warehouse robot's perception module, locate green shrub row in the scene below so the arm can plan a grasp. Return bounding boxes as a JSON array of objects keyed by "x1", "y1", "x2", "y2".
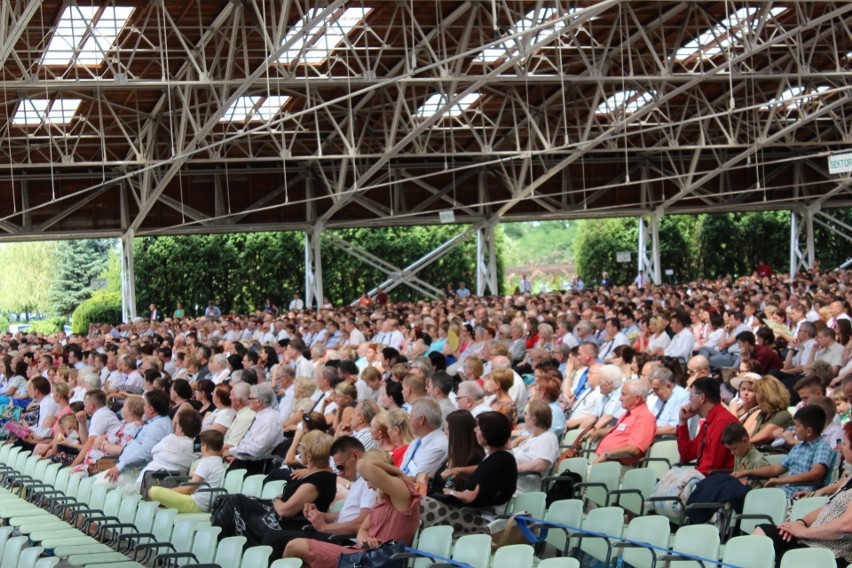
[{"x1": 71, "y1": 291, "x2": 122, "y2": 334}]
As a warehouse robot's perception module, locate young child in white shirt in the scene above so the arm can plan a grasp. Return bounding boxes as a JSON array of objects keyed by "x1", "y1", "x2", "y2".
[{"x1": 148, "y1": 429, "x2": 226, "y2": 513}]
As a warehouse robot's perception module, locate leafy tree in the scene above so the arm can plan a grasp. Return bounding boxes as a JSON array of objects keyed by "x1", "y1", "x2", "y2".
[
  {"x1": 48, "y1": 239, "x2": 112, "y2": 315},
  {"x1": 501, "y1": 221, "x2": 577, "y2": 268},
  {"x1": 0, "y1": 241, "x2": 57, "y2": 319},
  {"x1": 572, "y1": 218, "x2": 638, "y2": 285},
  {"x1": 100, "y1": 242, "x2": 122, "y2": 294},
  {"x1": 72, "y1": 290, "x2": 121, "y2": 334}
]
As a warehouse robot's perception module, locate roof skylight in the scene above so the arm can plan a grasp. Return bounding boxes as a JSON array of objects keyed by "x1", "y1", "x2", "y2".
[
  {"x1": 477, "y1": 7, "x2": 579, "y2": 63},
  {"x1": 42, "y1": 5, "x2": 134, "y2": 67},
  {"x1": 675, "y1": 7, "x2": 787, "y2": 62},
  {"x1": 220, "y1": 96, "x2": 291, "y2": 123},
  {"x1": 595, "y1": 90, "x2": 655, "y2": 116},
  {"x1": 12, "y1": 98, "x2": 83, "y2": 126},
  {"x1": 416, "y1": 93, "x2": 481, "y2": 119},
  {"x1": 761, "y1": 85, "x2": 830, "y2": 110},
  {"x1": 279, "y1": 7, "x2": 372, "y2": 65}
]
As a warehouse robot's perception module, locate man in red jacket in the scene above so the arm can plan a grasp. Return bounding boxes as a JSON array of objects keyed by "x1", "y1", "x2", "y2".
[{"x1": 677, "y1": 377, "x2": 739, "y2": 475}]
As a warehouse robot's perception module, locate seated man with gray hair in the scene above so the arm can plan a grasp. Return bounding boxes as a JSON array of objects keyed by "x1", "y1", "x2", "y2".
[
  {"x1": 594, "y1": 379, "x2": 657, "y2": 470},
  {"x1": 400, "y1": 398, "x2": 448, "y2": 478},
  {"x1": 225, "y1": 383, "x2": 284, "y2": 474},
  {"x1": 648, "y1": 366, "x2": 691, "y2": 436},
  {"x1": 580, "y1": 364, "x2": 625, "y2": 440},
  {"x1": 456, "y1": 381, "x2": 490, "y2": 417}
]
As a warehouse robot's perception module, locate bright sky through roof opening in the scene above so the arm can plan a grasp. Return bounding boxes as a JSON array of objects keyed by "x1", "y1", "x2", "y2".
[
  {"x1": 761, "y1": 86, "x2": 830, "y2": 110},
  {"x1": 12, "y1": 99, "x2": 83, "y2": 126},
  {"x1": 416, "y1": 93, "x2": 481, "y2": 119},
  {"x1": 596, "y1": 90, "x2": 656, "y2": 116},
  {"x1": 477, "y1": 7, "x2": 580, "y2": 63},
  {"x1": 675, "y1": 6, "x2": 787, "y2": 61},
  {"x1": 42, "y1": 6, "x2": 134, "y2": 66},
  {"x1": 220, "y1": 96, "x2": 292, "y2": 122},
  {"x1": 279, "y1": 7, "x2": 372, "y2": 65}
]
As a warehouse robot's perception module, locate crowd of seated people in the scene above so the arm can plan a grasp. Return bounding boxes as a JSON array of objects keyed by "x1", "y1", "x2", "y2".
[{"x1": 0, "y1": 266, "x2": 849, "y2": 565}]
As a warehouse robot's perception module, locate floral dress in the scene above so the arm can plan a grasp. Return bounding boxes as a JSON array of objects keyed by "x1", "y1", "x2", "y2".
[{"x1": 73, "y1": 420, "x2": 143, "y2": 475}]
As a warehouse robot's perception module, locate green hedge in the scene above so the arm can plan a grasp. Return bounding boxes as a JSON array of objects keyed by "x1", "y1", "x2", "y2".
[
  {"x1": 71, "y1": 291, "x2": 122, "y2": 334},
  {"x1": 0, "y1": 315, "x2": 8, "y2": 334},
  {"x1": 31, "y1": 317, "x2": 67, "y2": 336}
]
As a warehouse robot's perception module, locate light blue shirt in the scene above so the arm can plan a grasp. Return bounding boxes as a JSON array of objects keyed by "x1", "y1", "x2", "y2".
[
  {"x1": 117, "y1": 415, "x2": 173, "y2": 472},
  {"x1": 598, "y1": 386, "x2": 626, "y2": 422},
  {"x1": 456, "y1": 288, "x2": 471, "y2": 298},
  {"x1": 651, "y1": 385, "x2": 691, "y2": 429},
  {"x1": 549, "y1": 401, "x2": 567, "y2": 435}
]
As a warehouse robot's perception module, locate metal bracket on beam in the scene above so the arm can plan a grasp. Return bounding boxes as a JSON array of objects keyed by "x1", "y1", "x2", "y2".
[
  {"x1": 322, "y1": 233, "x2": 444, "y2": 301},
  {"x1": 331, "y1": 224, "x2": 483, "y2": 303}
]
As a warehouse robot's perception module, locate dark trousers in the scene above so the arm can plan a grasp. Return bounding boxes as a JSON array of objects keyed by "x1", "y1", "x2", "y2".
[
  {"x1": 228, "y1": 458, "x2": 268, "y2": 476},
  {"x1": 757, "y1": 524, "x2": 844, "y2": 568}
]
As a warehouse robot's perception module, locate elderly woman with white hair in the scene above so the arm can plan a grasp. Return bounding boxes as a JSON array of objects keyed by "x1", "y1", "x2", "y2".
[
  {"x1": 511, "y1": 399, "x2": 559, "y2": 493},
  {"x1": 208, "y1": 353, "x2": 231, "y2": 385},
  {"x1": 71, "y1": 368, "x2": 101, "y2": 403}
]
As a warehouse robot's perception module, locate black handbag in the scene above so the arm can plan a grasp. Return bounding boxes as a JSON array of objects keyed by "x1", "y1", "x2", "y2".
[{"x1": 336, "y1": 540, "x2": 406, "y2": 568}]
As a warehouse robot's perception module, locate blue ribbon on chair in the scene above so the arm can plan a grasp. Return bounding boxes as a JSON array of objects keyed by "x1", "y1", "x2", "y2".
[
  {"x1": 403, "y1": 546, "x2": 473, "y2": 567},
  {"x1": 514, "y1": 515, "x2": 745, "y2": 568}
]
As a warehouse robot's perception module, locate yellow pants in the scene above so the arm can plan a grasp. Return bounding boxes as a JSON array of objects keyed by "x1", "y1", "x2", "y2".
[{"x1": 149, "y1": 486, "x2": 204, "y2": 513}]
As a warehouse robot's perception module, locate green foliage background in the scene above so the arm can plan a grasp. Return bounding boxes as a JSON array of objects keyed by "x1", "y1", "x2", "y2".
[
  {"x1": 570, "y1": 209, "x2": 851, "y2": 285},
  {"x1": 132, "y1": 225, "x2": 498, "y2": 315},
  {"x1": 71, "y1": 291, "x2": 122, "y2": 334}
]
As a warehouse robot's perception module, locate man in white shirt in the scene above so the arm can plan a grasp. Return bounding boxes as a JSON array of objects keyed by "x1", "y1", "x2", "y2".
[
  {"x1": 103, "y1": 353, "x2": 121, "y2": 390},
  {"x1": 567, "y1": 363, "x2": 604, "y2": 429},
  {"x1": 289, "y1": 293, "x2": 304, "y2": 311},
  {"x1": 223, "y1": 383, "x2": 256, "y2": 450},
  {"x1": 344, "y1": 319, "x2": 366, "y2": 347},
  {"x1": 598, "y1": 318, "x2": 629, "y2": 362},
  {"x1": 287, "y1": 338, "x2": 315, "y2": 380},
  {"x1": 75, "y1": 389, "x2": 120, "y2": 445},
  {"x1": 664, "y1": 312, "x2": 696, "y2": 362},
  {"x1": 814, "y1": 327, "x2": 844, "y2": 375},
  {"x1": 519, "y1": 274, "x2": 533, "y2": 293},
  {"x1": 225, "y1": 384, "x2": 284, "y2": 474},
  {"x1": 374, "y1": 319, "x2": 405, "y2": 349},
  {"x1": 275, "y1": 365, "x2": 297, "y2": 423},
  {"x1": 649, "y1": 366, "x2": 691, "y2": 435},
  {"x1": 828, "y1": 300, "x2": 851, "y2": 330},
  {"x1": 507, "y1": 324, "x2": 528, "y2": 364},
  {"x1": 777, "y1": 321, "x2": 818, "y2": 380},
  {"x1": 400, "y1": 398, "x2": 449, "y2": 478},
  {"x1": 456, "y1": 381, "x2": 491, "y2": 417},
  {"x1": 700, "y1": 310, "x2": 749, "y2": 369}
]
